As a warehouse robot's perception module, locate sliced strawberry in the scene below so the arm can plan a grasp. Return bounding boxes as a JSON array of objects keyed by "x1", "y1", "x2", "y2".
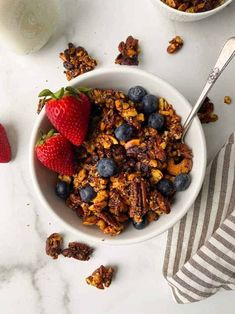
[
  {"x1": 0, "y1": 124, "x2": 11, "y2": 163},
  {"x1": 35, "y1": 130, "x2": 75, "y2": 175}
]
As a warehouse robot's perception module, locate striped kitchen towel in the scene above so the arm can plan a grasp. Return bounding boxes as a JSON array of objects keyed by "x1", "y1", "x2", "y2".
[{"x1": 163, "y1": 132, "x2": 235, "y2": 304}]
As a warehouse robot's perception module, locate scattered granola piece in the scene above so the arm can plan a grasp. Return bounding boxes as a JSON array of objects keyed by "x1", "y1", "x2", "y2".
[
  {"x1": 86, "y1": 265, "x2": 114, "y2": 289},
  {"x1": 46, "y1": 233, "x2": 63, "y2": 259},
  {"x1": 198, "y1": 97, "x2": 218, "y2": 123},
  {"x1": 224, "y1": 96, "x2": 232, "y2": 105},
  {"x1": 60, "y1": 43, "x2": 97, "y2": 81},
  {"x1": 115, "y1": 36, "x2": 139, "y2": 66},
  {"x1": 62, "y1": 242, "x2": 93, "y2": 261},
  {"x1": 167, "y1": 36, "x2": 184, "y2": 54},
  {"x1": 161, "y1": 0, "x2": 223, "y2": 12}
]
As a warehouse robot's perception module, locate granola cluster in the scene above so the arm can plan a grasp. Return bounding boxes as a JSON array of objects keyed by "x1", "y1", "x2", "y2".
[
  {"x1": 45, "y1": 233, "x2": 93, "y2": 261},
  {"x1": 46, "y1": 233, "x2": 63, "y2": 259},
  {"x1": 65, "y1": 88, "x2": 193, "y2": 235},
  {"x1": 162, "y1": 0, "x2": 223, "y2": 12},
  {"x1": 115, "y1": 36, "x2": 139, "y2": 66},
  {"x1": 60, "y1": 43, "x2": 97, "y2": 81},
  {"x1": 167, "y1": 36, "x2": 184, "y2": 54},
  {"x1": 198, "y1": 97, "x2": 218, "y2": 123},
  {"x1": 86, "y1": 265, "x2": 114, "y2": 289},
  {"x1": 61, "y1": 242, "x2": 93, "y2": 261}
]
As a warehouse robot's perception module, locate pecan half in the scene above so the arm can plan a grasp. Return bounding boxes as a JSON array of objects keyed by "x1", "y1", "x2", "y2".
[{"x1": 129, "y1": 178, "x2": 149, "y2": 222}]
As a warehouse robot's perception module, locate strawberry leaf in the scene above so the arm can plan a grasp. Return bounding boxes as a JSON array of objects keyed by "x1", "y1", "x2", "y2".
[
  {"x1": 36, "y1": 129, "x2": 56, "y2": 146},
  {"x1": 46, "y1": 129, "x2": 56, "y2": 139},
  {"x1": 54, "y1": 88, "x2": 65, "y2": 99},
  {"x1": 38, "y1": 89, "x2": 54, "y2": 98},
  {"x1": 77, "y1": 86, "x2": 91, "y2": 93},
  {"x1": 65, "y1": 86, "x2": 79, "y2": 95},
  {"x1": 65, "y1": 86, "x2": 91, "y2": 97}
]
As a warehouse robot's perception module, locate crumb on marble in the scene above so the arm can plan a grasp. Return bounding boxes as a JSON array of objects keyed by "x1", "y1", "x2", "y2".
[{"x1": 224, "y1": 96, "x2": 232, "y2": 105}]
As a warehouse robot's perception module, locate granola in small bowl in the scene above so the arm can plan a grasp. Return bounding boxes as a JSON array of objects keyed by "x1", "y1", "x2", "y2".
[{"x1": 161, "y1": 0, "x2": 224, "y2": 13}]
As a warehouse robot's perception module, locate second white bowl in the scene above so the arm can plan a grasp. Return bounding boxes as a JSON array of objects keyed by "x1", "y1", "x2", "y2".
[{"x1": 152, "y1": 0, "x2": 233, "y2": 22}]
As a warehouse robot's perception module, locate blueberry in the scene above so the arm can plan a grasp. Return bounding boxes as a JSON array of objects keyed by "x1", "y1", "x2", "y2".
[
  {"x1": 173, "y1": 173, "x2": 191, "y2": 191},
  {"x1": 114, "y1": 124, "x2": 134, "y2": 142},
  {"x1": 55, "y1": 181, "x2": 70, "y2": 200},
  {"x1": 79, "y1": 185, "x2": 97, "y2": 203},
  {"x1": 156, "y1": 179, "x2": 174, "y2": 197},
  {"x1": 141, "y1": 94, "x2": 158, "y2": 114},
  {"x1": 148, "y1": 113, "x2": 165, "y2": 131},
  {"x1": 128, "y1": 86, "x2": 147, "y2": 102},
  {"x1": 97, "y1": 158, "x2": 117, "y2": 178},
  {"x1": 132, "y1": 216, "x2": 147, "y2": 230}
]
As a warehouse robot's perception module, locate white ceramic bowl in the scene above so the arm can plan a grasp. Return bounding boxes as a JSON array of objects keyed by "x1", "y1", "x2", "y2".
[
  {"x1": 152, "y1": 0, "x2": 233, "y2": 22},
  {"x1": 29, "y1": 67, "x2": 206, "y2": 245}
]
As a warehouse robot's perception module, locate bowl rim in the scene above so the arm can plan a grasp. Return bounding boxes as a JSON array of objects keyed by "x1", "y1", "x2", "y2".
[
  {"x1": 156, "y1": 0, "x2": 233, "y2": 17},
  {"x1": 29, "y1": 67, "x2": 207, "y2": 245}
]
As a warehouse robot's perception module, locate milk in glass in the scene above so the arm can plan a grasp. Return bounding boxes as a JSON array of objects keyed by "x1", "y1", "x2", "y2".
[{"x1": 0, "y1": 0, "x2": 60, "y2": 54}]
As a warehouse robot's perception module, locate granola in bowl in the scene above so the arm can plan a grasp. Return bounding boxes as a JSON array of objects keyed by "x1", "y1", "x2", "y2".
[
  {"x1": 161, "y1": 0, "x2": 224, "y2": 13},
  {"x1": 30, "y1": 68, "x2": 207, "y2": 244},
  {"x1": 57, "y1": 87, "x2": 193, "y2": 236}
]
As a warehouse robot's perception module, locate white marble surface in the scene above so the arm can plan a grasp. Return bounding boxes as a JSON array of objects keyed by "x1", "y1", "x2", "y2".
[{"x1": 0, "y1": 0, "x2": 235, "y2": 313}]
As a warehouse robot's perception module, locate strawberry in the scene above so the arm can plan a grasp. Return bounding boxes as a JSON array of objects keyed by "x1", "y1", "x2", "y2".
[
  {"x1": 0, "y1": 123, "x2": 11, "y2": 163},
  {"x1": 35, "y1": 130, "x2": 75, "y2": 175},
  {"x1": 39, "y1": 87, "x2": 91, "y2": 146}
]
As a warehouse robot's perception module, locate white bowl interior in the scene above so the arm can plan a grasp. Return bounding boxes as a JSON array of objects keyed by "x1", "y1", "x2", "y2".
[{"x1": 30, "y1": 68, "x2": 206, "y2": 245}]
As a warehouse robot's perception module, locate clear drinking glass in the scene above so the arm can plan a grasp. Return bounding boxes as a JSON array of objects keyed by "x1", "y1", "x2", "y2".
[{"x1": 0, "y1": 0, "x2": 60, "y2": 54}]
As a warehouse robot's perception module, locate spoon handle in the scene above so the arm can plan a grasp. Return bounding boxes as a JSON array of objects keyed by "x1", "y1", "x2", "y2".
[{"x1": 182, "y1": 37, "x2": 235, "y2": 141}]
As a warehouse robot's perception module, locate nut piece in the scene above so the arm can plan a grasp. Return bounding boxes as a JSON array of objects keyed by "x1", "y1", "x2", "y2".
[
  {"x1": 86, "y1": 265, "x2": 114, "y2": 289},
  {"x1": 115, "y1": 35, "x2": 139, "y2": 66},
  {"x1": 198, "y1": 97, "x2": 218, "y2": 123},
  {"x1": 167, "y1": 36, "x2": 184, "y2": 54},
  {"x1": 59, "y1": 43, "x2": 97, "y2": 81},
  {"x1": 167, "y1": 158, "x2": 193, "y2": 176},
  {"x1": 224, "y1": 96, "x2": 232, "y2": 105},
  {"x1": 62, "y1": 242, "x2": 93, "y2": 261},
  {"x1": 46, "y1": 233, "x2": 62, "y2": 259}
]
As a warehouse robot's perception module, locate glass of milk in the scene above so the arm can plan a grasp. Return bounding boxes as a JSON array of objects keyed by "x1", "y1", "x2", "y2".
[{"x1": 0, "y1": 0, "x2": 60, "y2": 54}]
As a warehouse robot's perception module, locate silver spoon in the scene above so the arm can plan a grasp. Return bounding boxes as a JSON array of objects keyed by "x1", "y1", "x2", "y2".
[{"x1": 182, "y1": 37, "x2": 235, "y2": 142}]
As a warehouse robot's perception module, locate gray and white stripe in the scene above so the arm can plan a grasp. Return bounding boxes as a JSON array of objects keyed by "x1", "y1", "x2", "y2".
[{"x1": 163, "y1": 133, "x2": 235, "y2": 304}]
